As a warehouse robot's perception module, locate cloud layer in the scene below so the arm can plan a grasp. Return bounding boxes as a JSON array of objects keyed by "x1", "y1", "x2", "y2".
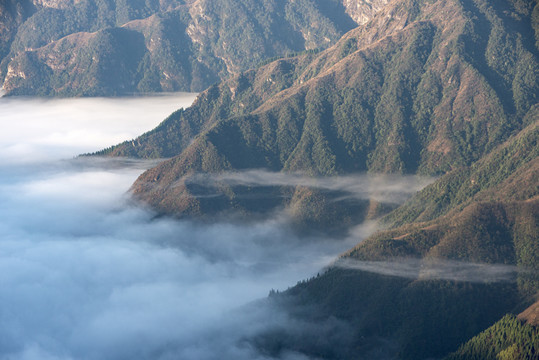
[
  {"x1": 0, "y1": 96, "x2": 382, "y2": 360},
  {"x1": 0, "y1": 93, "x2": 197, "y2": 164}
]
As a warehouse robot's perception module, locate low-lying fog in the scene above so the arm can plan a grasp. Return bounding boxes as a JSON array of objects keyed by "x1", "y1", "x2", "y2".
[{"x1": 0, "y1": 94, "x2": 429, "y2": 359}]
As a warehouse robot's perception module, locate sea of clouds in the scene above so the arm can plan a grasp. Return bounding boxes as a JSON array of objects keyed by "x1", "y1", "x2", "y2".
[
  {"x1": 0, "y1": 94, "x2": 381, "y2": 360},
  {"x1": 1, "y1": 93, "x2": 523, "y2": 360}
]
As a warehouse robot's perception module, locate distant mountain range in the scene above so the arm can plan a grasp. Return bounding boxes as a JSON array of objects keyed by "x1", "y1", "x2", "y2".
[
  {"x1": 0, "y1": 0, "x2": 391, "y2": 96},
  {"x1": 5, "y1": 0, "x2": 537, "y2": 358}
]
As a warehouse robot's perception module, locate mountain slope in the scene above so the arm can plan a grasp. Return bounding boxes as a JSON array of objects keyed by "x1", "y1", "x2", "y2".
[
  {"x1": 251, "y1": 115, "x2": 537, "y2": 359},
  {"x1": 0, "y1": 0, "x2": 35, "y2": 69},
  {"x1": 0, "y1": 0, "x2": 386, "y2": 96},
  {"x1": 98, "y1": 0, "x2": 538, "y2": 229},
  {"x1": 93, "y1": 0, "x2": 538, "y2": 358},
  {"x1": 445, "y1": 312, "x2": 539, "y2": 360}
]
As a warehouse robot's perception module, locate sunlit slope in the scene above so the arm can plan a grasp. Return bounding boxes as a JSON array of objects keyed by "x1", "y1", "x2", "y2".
[
  {"x1": 445, "y1": 311, "x2": 539, "y2": 360},
  {"x1": 346, "y1": 121, "x2": 538, "y2": 290},
  {"x1": 0, "y1": 0, "x2": 371, "y2": 96},
  {"x1": 95, "y1": 0, "x2": 538, "y2": 357},
  {"x1": 99, "y1": 0, "x2": 538, "y2": 225}
]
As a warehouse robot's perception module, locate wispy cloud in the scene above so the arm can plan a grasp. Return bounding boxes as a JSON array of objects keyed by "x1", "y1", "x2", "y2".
[
  {"x1": 187, "y1": 170, "x2": 435, "y2": 204},
  {"x1": 335, "y1": 258, "x2": 520, "y2": 283}
]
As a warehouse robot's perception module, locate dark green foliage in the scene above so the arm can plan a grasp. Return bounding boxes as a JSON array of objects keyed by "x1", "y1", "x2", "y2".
[
  {"x1": 386, "y1": 121, "x2": 539, "y2": 226},
  {"x1": 262, "y1": 268, "x2": 521, "y2": 360},
  {"x1": 446, "y1": 314, "x2": 539, "y2": 360},
  {"x1": 90, "y1": 1, "x2": 539, "y2": 359},
  {"x1": 0, "y1": 0, "x2": 35, "y2": 64},
  {"x1": 103, "y1": 0, "x2": 539, "y2": 240}
]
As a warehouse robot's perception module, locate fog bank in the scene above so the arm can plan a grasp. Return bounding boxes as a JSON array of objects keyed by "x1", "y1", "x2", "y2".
[
  {"x1": 0, "y1": 93, "x2": 197, "y2": 165},
  {"x1": 0, "y1": 95, "x2": 441, "y2": 359},
  {"x1": 0, "y1": 96, "x2": 387, "y2": 360}
]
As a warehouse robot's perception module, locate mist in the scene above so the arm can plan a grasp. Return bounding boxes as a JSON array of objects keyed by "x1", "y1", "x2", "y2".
[
  {"x1": 0, "y1": 94, "x2": 393, "y2": 360},
  {"x1": 335, "y1": 258, "x2": 520, "y2": 283},
  {"x1": 188, "y1": 170, "x2": 435, "y2": 204},
  {"x1": 0, "y1": 94, "x2": 443, "y2": 359},
  {"x1": 0, "y1": 93, "x2": 197, "y2": 165}
]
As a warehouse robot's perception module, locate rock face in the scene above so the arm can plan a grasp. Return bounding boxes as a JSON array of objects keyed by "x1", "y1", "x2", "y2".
[
  {"x1": 341, "y1": 0, "x2": 390, "y2": 24},
  {"x1": 0, "y1": 0, "x2": 392, "y2": 96}
]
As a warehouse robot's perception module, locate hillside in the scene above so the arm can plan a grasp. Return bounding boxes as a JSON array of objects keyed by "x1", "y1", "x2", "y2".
[
  {"x1": 252, "y1": 119, "x2": 538, "y2": 359},
  {"x1": 445, "y1": 312, "x2": 539, "y2": 360},
  {"x1": 0, "y1": 1, "x2": 34, "y2": 65},
  {"x1": 0, "y1": 0, "x2": 389, "y2": 96},
  {"x1": 96, "y1": 0, "x2": 539, "y2": 232},
  {"x1": 91, "y1": 0, "x2": 539, "y2": 358}
]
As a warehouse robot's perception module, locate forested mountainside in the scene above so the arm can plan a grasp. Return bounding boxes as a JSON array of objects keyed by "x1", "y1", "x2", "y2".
[
  {"x1": 96, "y1": 0, "x2": 539, "y2": 358},
  {"x1": 0, "y1": 0, "x2": 391, "y2": 96},
  {"x1": 245, "y1": 121, "x2": 537, "y2": 359},
  {"x1": 446, "y1": 309, "x2": 539, "y2": 360},
  {"x1": 265, "y1": 121, "x2": 537, "y2": 359},
  {"x1": 99, "y1": 0, "x2": 538, "y2": 226}
]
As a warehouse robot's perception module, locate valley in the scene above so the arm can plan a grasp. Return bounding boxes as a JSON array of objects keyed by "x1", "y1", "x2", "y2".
[{"x1": 0, "y1": 0, "x2": 537, "y2": 358}]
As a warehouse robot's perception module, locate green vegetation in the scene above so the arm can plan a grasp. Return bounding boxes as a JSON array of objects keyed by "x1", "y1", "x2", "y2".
[
  {"x1": 446, "y1": 314, "x2": 539, "y2": 360},
  {"x1": 265, "y1": 268, "x2": 522, "y2": 360},
  {"x1": 87, "y1": 0, "x2": 539, "y2": 358},
  {"x1": 99, "y1": 0, "x2": 537, "y2": 234}
]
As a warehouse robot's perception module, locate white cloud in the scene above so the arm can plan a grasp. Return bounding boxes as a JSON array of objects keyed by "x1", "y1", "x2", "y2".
[
  {"x1": 0, "y1": 97, "x2": 430, "y2": 359},
  {"x1": 0, "y1": 93, "x2": 197, "y2": 164}
]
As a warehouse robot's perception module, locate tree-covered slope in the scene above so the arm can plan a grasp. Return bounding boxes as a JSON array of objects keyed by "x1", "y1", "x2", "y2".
[
  {"x1": 0, "y1": 1, "x2": 35, "y2": 70},
  {"x1": 253, "y1": 116, "x2": 538, "y2": 359},
  {"x1": 96, "y1": 0, "x2": 538, "y2": 357},
  {"x1": 0, "y1": 0, "x2": 381, "y2": 96},
  {"x1": 445, "y1": 312, "x2": 539, "y2": 360},
  {"x1": 89, "y1": 0, "x2": 538, "y2": 358},
  {"x1": 99, "y1": 0, "x2": 538, "y2": 227}
]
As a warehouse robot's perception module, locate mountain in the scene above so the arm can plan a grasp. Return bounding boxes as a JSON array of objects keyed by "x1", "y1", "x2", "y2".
[
  {"x1": 0, "y1": 0, "x2": 391, "y2": 96},
  {"x1": 97, "y1": 0, "x2": 538, "y2": 230},
  {"x1": 252, "y1": 119, "x2": 537, "y2": 359},
  {"x1": 95, "y1": 0, "x2": 538, "y2": 357},
  {"x1": 0, "y1": 1, "x2": 35, "y2": 65},
  {"x1": 445, "y1": 311, "x2": 539, "y2": 359}
]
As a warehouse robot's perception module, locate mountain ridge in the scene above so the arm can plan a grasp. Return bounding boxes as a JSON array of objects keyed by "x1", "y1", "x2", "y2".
[
  {"x1": 91, "y1": 0, "x2": 538, "y2": 357},
  {"x1": 94, "y1": 0, "x2": 538, "y2": 235},
  {"x1": 0, "y1": 0, "x2": 394, "y2": 96},
  {"x1": 12, "y1": 0, "x2": 536, "y2": 358}
]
